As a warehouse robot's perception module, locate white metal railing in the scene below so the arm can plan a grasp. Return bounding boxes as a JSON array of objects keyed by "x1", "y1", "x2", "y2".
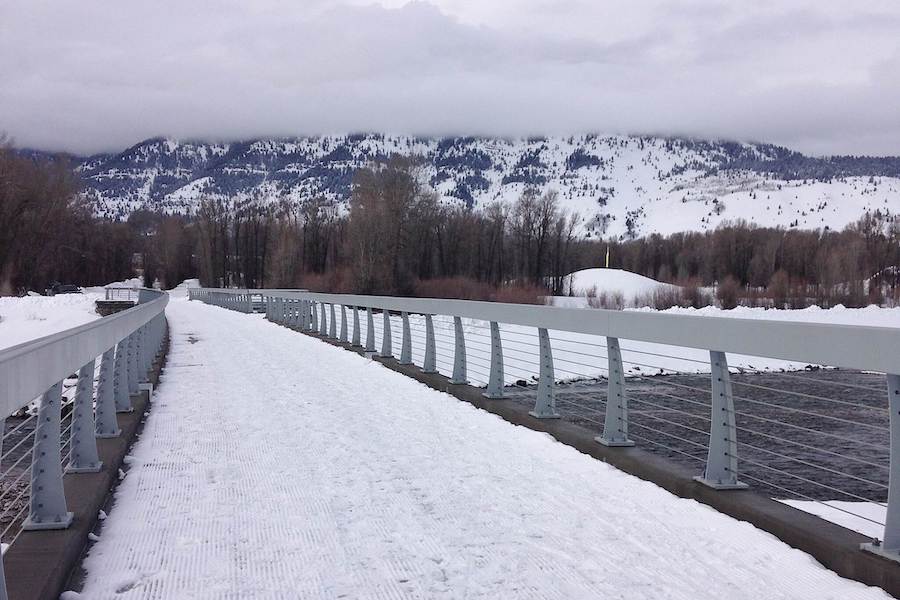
[
  {"x1": 190, "y1": 287, "x2": 900, "y2": 563},
  {"x1": 104, "y1": 286, "x2": 138, "y2": 302},
  {"x1": 0, "y1": 288, "x2": 168, "y2": 598}
]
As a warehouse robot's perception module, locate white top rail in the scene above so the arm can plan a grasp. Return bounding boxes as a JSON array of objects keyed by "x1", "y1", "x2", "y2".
[
  {"x1": 192, "y1": 288, "x2": 900, "y2": 375},
  {"x1": 0, "y1": 288, "x2": 168, "y2": 417}
]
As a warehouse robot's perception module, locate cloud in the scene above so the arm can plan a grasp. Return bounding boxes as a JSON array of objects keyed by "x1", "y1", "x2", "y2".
[{"x1": 1, "y1": 0, "x2": 898, "y2": 155}]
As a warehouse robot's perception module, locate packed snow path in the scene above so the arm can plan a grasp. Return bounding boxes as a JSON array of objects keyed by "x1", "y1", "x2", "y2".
[{"x1": 77, "y1": 297, "x2": 888, "y2": 599}]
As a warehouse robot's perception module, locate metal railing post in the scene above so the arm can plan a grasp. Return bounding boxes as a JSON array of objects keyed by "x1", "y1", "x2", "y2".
[
  {"x1": 312, "y1": 302, "x2": 319, "y2": 333},
  {"x1": 127, "y1": 330, "x2": 139, "y2": 395},
  {"x1": 114, "y1": 336, "x2": 132, "y2": 413},
  {"x1": 423, "y1": 314, "x2": 437, "y2": 374},
  {"x1": 399, "y1": 312, "x2": 412, "y2": 364},
  {"x1": 66, "y1": 359, "x2": 102, "y2": 473},
  {"x1": 694, "y1": 350, "x2": 747, "y2": 489},
  {"x1": 530, "y1": 327, "x2": 560, "y2": 418},
  {"x1": 329, "y1": 304, "x2": 337, "y2": 338},
  {"x1": 365, "y1": 307, "x2": 375, "y2": 352},
  {"x1": 863, "y1": 374, "x2": 900, "y2": 560},
  {"x1": 483, "y1": 321, "x2": 504, "y2": 398},
  {"x1": 340, "y1": 305, "x2": 348, "y2": 343},
  {"x1": 379, "y1": 310, "x2": 393, "y2": 357},
  {"x1": 95, "y1": 346, "x2": 121, "y2": 437},
  {"x1": 597, "y1": 336, "x2": 634, "y2": 446},
  {"x1": 450, "y1": 316, "x2": 468, "y2": 384},
  {"x1": 352, "y1": 306, "x2": 361, "y2": 347},
  {"x1": 319, "y1": 302, "x2": 328, "y2": 336},
  {"x1": 23, "y1": 381, "x2": 73, "y2": 530},
  {"x1": 0, "y1": 537, "x2": 7, "y2": 599}
]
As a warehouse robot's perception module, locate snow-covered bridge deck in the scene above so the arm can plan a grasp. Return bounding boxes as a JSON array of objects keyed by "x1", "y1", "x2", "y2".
[{"x1": 76, "y1": 298, "x2": 887, "y2": 598}]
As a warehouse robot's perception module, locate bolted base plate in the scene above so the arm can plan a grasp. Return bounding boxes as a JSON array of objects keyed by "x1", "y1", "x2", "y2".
[
  {"x1": 95, "y1": 429, "x2": 122, "y2": 439},
  {"x1": 422, "y1": 369, "x2": 438, "y2": 375},
  {"x1": 861, "y1": 542, "x2": 900, "y2": 563},
  {"x1": 693, "y1": 475, "x2": 749, "y2": 490},
  {"x1": 529, "y1": 410, "x2": 561, "y2": 419},
  {"x1": 595, "y1": 435, "x2": 635, "y2": 447},
  {"x1": 66, "y1": 461, "x2": 103, "y2": 474},
  {"x1": 449, "y1": 379, "x2": 470, "y2": 385},
  {"x1": 23, "y1": 511, "x2": 74, "y2": 531},
  {"x1": 482, "y1": 392, "x2": 504, "y2": 400}
]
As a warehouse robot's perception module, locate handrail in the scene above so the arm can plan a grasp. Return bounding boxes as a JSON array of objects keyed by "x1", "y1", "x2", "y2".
[
  {"x1": 0, "y1": 289, "x2": 168, "y2": 417},
  {"x1": 195, "y1": 288, "x2": 900, "y2": 374}
]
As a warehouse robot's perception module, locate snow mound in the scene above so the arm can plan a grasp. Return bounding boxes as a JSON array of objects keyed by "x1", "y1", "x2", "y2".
[
  {"x1": 167, "y1": 279, "x2": 200, "y2": 299},
  {"x1": 565, "y1": 268, "x2": 674, "y2": 298}
]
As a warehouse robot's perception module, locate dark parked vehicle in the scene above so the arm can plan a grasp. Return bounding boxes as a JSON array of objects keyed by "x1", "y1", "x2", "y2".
[{"x1": 45, "y1": 282, "x2": 83, "y2": 296}]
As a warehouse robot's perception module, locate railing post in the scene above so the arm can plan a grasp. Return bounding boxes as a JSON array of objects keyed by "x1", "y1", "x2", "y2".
[
  {"x1": 340, "y1": 305, "x2": 348, "y2": 343},
  {"x1": 114, "y1": 336, "x2": 132, "y2": 413},
  {"x1": 530, "y1": 327, "x2": 560, "y2": 418},
  {"x1": 329, "y1": 304, "x2": 337, "y2": 338},
  {"x1": 95, "y1": 346, "x2": 121, "y2": 437},
  {"x1": 483, "y1": 321, "x2": 504, "y2": 398},
  {"x1": 67, "y1": 359, "x2": 102, "y2": 473},
  {"x1": 399, "y1": 312, "x2": 412, "y2": 364},
  {"x1": 320, "y1": 302, "x2": 328, "y2": 336},
  {"x1": 379, "y1": 310, "x2": 393, "y2": 357},
  {"x1": 127, "y1": 329, "x2": 139, "y2": 395},
  {"x1": 352, "y1": 306, "x2": 361, "y2": 347},
  {"x1": 23, "y1": 381, "x2": 73, "y2": 530},
  {"x1": 694, "y1": 350, "x2": 747, "y2": 489},
  {"x1": 423, "y1": 314, "x2": 437, "y2": 373},
  {"x1": 365, "y1": 307, "x2": 375, "y2": 352},
  {"x1": 0, "y1": 525, "x2": 7, "y2": 598},
  {"x1": 862, "y1": 374, "x2": 900, "y2": 560},
  {"x1": 597, "y1": 336, "x2": 634, "y2": 446},
  {"x1": 450, "y1": 316, "x2": 468, "y2": 384}
]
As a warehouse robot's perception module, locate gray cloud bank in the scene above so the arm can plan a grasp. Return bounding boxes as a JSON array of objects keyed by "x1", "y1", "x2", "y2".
[{"x1": 1, "y1": 0, "x2": 899, "y2": 156}]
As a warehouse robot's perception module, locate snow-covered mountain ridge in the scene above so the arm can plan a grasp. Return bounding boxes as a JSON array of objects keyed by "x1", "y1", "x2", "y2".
[{"x1": 27, "y1": 134, "x2": 900, "y2": 239}]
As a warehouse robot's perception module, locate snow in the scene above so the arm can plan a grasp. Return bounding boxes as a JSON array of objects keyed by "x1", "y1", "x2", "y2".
[
  {"x1": 75, "y1": 298, "x2": 889, "y2": 598},
  {"x1": 779, "y1": 501, "x2": 886, "y2": 540},
  {"x1": 0, "y1": 292, "x2": 102, "y2": 351},
  {"x1": 563, "y1": 267, "x2": 675, "y2": 297}
]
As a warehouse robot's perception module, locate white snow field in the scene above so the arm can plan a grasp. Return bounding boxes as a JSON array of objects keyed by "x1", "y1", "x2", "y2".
[
  {"x1": 75, "y1": 297, "x2": 888, "y2": 599},
  {"x1": 0, "y1": 292, "x2": 102, "y2": 351}
]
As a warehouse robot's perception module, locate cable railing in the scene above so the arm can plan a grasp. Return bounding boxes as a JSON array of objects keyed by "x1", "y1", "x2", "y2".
[
  {"x1": 0, "y1": 287, "x2": 168, "y2": 598},
  {"x1": 190, "y1": 287, "x2": 900, "y2": 564}
]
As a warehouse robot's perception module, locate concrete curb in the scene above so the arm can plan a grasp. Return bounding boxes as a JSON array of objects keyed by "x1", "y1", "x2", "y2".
[
  {"x1": 306, "y1": 329, "x2": 900, "y2": 598},
  {"x1": 4, "y1": 323, "x2": 170, "y2": 600}
]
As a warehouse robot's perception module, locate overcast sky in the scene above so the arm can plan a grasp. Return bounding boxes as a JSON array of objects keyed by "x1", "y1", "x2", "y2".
[{"x1": 2, "y1": 0, "x2": 898, "y2": 156}]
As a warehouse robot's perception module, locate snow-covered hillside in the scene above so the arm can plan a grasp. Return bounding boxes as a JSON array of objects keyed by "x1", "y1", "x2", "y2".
[{"x1": 31, "y1": 135, "x2": 900, "y2": 239}]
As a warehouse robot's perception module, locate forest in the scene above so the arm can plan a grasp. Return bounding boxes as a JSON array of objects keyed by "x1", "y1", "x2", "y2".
[{"x1": 2, "y1": 146, "x2": 898, "y2": 308}]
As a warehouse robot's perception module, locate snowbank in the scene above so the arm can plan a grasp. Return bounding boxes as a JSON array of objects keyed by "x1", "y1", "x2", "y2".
[{"x1": 564, "y1": 268, "x2": 673, "y2": 298}]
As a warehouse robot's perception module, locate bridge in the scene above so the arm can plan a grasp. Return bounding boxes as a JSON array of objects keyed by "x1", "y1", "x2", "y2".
[{"x1": 1, "y1": 287, "x2": 899, "y2": 597}]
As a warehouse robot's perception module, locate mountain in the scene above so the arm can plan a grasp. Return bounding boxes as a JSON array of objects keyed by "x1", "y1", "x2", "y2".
[{"x1": 27, "y1": 135, "x2": 900, "y2": 239}]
